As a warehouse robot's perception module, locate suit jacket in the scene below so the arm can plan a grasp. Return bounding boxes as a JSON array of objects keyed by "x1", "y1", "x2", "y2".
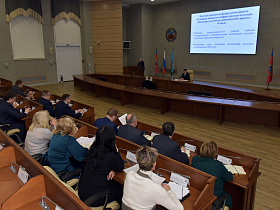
[
  {"x1": 137, "y1": 61, "x2": 145, "y2": 70},
  {"x1": 152, "y1": 135, "x2": 189, "y2": 165},
  {"x1": 54, "y1": 101, "x2": 82, "y2": 119},
  {"x1": 10, "y1": 85, "x2": 24, "y2": 97},
  {"x1": 118, "y1": 125, "x2": 151, "y2": 146},
  {"x1": 38, "y1": 98, "x2": 55, "y2": 117},
  {"x1": 180, "y1": 72, "x2": 190, "y2": 80},
  {"x1": 0, "y1": 100, "x2": 27, "y2": 125},
  {"x1": 94, "y1": 117, "x2": 118, "y2": 134}
]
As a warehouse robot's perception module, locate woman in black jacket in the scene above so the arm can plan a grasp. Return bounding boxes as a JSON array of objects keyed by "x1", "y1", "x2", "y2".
[{"x1": 78, "y1": 126, "x2": 124, "y2": 207}]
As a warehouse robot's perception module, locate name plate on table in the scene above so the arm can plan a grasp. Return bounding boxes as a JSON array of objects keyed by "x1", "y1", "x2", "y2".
[
  {"x1": 0, "y1": 144, "x2": 3, "y2": 151},
  {"x1": 184, "y1": 143, "x2": 196, "y2": 152},
  {"x1": 18, "y1": 167, "x2": 29, "y2": 184},
  {"x1": 126, "y1": 151, "x2": 137, "y2": 163},
  {"x1": 170, "y1": 172, "x2": 189, "y2": 187},
  {"x1": 217, "y1": 155, "x2": 232, "y2": 165}
]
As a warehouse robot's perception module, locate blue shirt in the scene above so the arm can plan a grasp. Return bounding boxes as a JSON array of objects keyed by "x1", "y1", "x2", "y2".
[
  {"x1": 46, "y1": 133, "x2": 88, "y2": 173},
  {"x1": 94, "y1": 117, "x2": 118, "y2": 134}
]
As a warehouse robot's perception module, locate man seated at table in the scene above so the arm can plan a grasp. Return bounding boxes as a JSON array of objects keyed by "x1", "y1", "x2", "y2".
[
  {"x1": 94, "y1": 108, "x2": 118, "y2": 134},
  {"x1": 0, "y1": 91, "x2": 31, "y2": 141},
  {"x1": 25, "y1": 90, "x2": 35, "y2": 101},
  {"x1": 118, "y1": 114, "x2": 151, "y2": 146},
  {"x1": 152, "y1": 122, "x2": 189, "y2": 165},
  {"x1": 38, "y1": 90, "x2": 55, "y2": 117},
  {"x1": 54, "y1": 94, "x2": 84, "y2": 119},
  {"x1": 10, "y1": 80, "x2": 25, "y2": 96},
  {"x1": 179, "y1": 69, "x2": 190, "y2": 81}
]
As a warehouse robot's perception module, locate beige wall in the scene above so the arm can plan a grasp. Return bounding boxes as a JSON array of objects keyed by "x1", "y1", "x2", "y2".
[
  {"x1": 91, "y1": 0, "x2": 123, "y2": 74},
  {"x1": 124, "y1": 0, "x2": 280, "y2": 88}
]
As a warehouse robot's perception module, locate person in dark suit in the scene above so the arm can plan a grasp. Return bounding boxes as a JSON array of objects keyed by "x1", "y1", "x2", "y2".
[
  {"x1": 94, "y1": 108, "x2": 118, "y2": 134},
  {"x1": 10, "y1": 80, "x2": 25, "y2": 96},
  {"x1": 25, "y1": 90, "x2": 35, "y2": 101},
  {"x1": 180, "y1": 69, "x2": 190, "y2": 80},
  {"x1": 0, "y1": 91, "x2": 31, "y2": 141},
  {"x1": 54, "y1": 94, "x2": 84, "y2": 119},
  {"x1": 118, "y1": 114, "x2": 151, "y2": 146},
  {"x1": 152, "y1": 122, "x2": 189, "y2": 165},
  {"x1": 79, "y1": 126, "x2": 124, "y2": 207},
  {"x1": 38, "y1": 90, "x2": 55, "y2": 117},
  {"x1": 192, "y1": 141, "x2": 233, "y2": 209},
  {"x1": 137, "y1": 58, "x2": 145, "y2": 71}
]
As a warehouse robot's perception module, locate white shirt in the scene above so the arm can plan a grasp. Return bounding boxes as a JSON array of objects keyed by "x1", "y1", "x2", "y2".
[
  {"x1": 122, "y1": 170, "x2": 184, "y2": 210},
  {"x1": 25, "y1": 127, "x2": 53, "y2": 155}
]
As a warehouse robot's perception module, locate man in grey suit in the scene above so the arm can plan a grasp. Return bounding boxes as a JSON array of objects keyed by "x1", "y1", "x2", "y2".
[
  {"x1": 152, "y1": 122, "x2": 189, "y2": 165},
  {"x1": 118, "y1": 114, "x2": 151, "y2": 146}
]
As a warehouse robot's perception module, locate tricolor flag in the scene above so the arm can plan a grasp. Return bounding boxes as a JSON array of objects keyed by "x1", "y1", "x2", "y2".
[
  {"x1": 266, "y1": 48, "x2": 273, "y2": 84},
  {"x1": 163, "y1": 49, "x2": 166, "y2": 74},
  {"x1": 155, "y1": 48, "x2": 158, "y2": 74},
  {"x1": 171, "y1": 49, "x2": 174, "y2": 76}
]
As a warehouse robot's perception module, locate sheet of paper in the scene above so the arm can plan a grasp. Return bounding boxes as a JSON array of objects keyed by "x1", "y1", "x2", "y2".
[
  {"x1": 151, "y1": 173, "x2": 165, "y2": 184},
  {"x1": 0, "y1": 144, "x2": 3, "y2": 151},
  {"x1": 151, "y1": 132, "x2": 160, "y2": 138},
  {"x1": 184, "y1": 143, "x2": 196, "y2": 152},
  {"x1": 168, "y1": 181, "x2": 189, "y2": 200},
  {"x1": 118, "y1": 113, "x2": 127, "y2": 125},
  {"x1": 83, "y1": 108, "x2": 88, "y2": 113},
  {"x1": 184, "y1": 149, "x2": 190, "y2": 157},
  {"x1": 124, "y1": 164, "x2": 139, "y2": 173},
  {"x1": 76, "y1": 136, "x2": 96, "y2": 149},
  {"x1": 126, "y1": 151, "x2": 137, "y2": 163},
  {"x1": 144, "y1": 135, "x2": 153, "y2": 141},
  {"x1": 217, "y1": 155, "x2": 232, "y2": 165}
]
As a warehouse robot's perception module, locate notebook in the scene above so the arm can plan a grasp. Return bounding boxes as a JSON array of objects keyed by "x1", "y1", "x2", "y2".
[
  {"x1": 168, "y1": 181, "x2": 190, "y2": 200},
  {"x1": 225, "y1": 165, "x2": 246, "y2": 175}
]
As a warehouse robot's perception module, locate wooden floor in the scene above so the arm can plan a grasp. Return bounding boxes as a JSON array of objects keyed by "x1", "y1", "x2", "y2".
[{"x1": 34, "y1": 81, "x2": 280, "y2": 210}]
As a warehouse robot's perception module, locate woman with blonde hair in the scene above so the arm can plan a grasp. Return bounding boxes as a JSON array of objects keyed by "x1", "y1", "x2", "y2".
[
  {"x1": 122, "y1": 145, "x2": 184, "y2": 210},
  {"x1": 192, "y1": 141, "x2": 233, "y2": 209},
  {"x1": 25, "y1": 110, "x2": 56, "y2": 155},
  {"x1": 44, "y1": 117, "x2": 88, "y2": 173}
]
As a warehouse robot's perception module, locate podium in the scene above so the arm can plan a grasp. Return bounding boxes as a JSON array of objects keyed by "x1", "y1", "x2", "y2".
[{"x1": 123, "y1": 66, "x2": 144, "y2": 76}]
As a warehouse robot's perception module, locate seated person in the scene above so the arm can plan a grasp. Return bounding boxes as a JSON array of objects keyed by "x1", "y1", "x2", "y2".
[
  {"x1": 10, "y1": 80, "x2": 25, "y2": 96},
  {"x1": 118, "y1": 114, "x2": 151, "y2": 146},
  {"x1": 25, "y1": 90, "x2": 35, "y2": 101},
  {"x1": 43, "y1": 117, "x2": 88, "y2": 173},
  {"x1": 122, "y1": 145, "x2": 184, "y2": 210},
  {"x1": 0, "y1": 91, "x2": 31, "y2": 141},
  {"x1": 25, "y1": 110, "x2": 57, "y2": 156},
  {"x1": 54, "y1": 94, "x2": 84, "y2": 119},
  {"x1": 192, "y1": 141, "x2": 233, "y2": 209},
  {"x1": 179, "y1": 69, "x2": 190, "y2": 80},
  {"x1": 38, "y1": 90, "x2": 55, "y2": 116},
  {"x1": 94, "y1": 108, "x2": 118, "y2": 134},
  {"x1": 79, "y1": 126, "x2": 124, "y2": 207},
  {"x1": 152, "y1": 122, "x2": 189, "y2": 165}
]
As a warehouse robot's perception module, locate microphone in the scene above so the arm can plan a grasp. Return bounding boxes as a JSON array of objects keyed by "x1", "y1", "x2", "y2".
[
  {"x1": 118, "y1": 148, "x2": 136, "y2": 153},
  {"x1": 219, "y1": 154, "x2": 241, "y2": 159},
  {"x1": 176, "y1": 140, "x2": 194, "y2": 142},
  {"x1": 156, "y1": 168, "x2": 190, "y2": 179}
]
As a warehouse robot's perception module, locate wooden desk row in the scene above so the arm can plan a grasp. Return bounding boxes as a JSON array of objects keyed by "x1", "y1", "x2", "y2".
[
  {"x1": 89, "y1": 73, "x2": 280, "y2": 102},
  {"x1": 72, "y1": 117, "x2": 217, "y2": 210},
  {"x1": 112, "y1": 118, "x2": 260, "y2": 210},
  {"x1": 0, "y1": 129, "x2": 90, "y2": 210},
  {"x1": 73, "y1": 74, "x2": 280, "y2": 127}
]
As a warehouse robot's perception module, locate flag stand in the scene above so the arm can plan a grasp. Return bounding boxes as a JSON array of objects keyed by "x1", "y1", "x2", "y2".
[{"x1": 264, "y1": 83, "x2": 271, "y2": 91}]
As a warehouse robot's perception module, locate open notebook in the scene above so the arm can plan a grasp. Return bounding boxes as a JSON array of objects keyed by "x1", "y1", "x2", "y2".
[
  {"x1": 225, "y1": 165, "x2": 246, "y2": 175},
  {"x1": 168, "y1": 181, "x2": 190, "y2": 200}
]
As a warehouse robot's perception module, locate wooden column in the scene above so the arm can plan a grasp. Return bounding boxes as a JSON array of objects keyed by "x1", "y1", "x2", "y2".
[{"x1": 91, "y1": 0, "x2": 123, "y2": 74}]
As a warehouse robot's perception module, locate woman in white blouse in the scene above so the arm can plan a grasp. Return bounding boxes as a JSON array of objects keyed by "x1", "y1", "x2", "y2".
[
  {"x1": 122, "y1": 145, "x2": 184, "y2": 210},
  {"x1": 25, "y1": 110, "x2": 57, "y2": 155}
]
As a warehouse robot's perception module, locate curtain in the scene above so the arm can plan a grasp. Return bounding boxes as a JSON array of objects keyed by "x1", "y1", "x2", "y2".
[
  {"x1": 51, "y1": 0, "x2": 81, "y2": 26},
  {"x1": 5, "y1": 0, "x2": 43, "y2": 24}
]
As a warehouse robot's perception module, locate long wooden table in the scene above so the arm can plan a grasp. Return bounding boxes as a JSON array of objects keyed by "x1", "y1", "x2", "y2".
[
  {"x1": 73, "y1": 74, "x2": 280, "y2": 127},
  {"x1": 0, "y1": 129, "x2": 90, "y2": 210},
  {"x1": 71, "y1": 117, "x2": 217, "y2": 210},
  {"x1": 89, "y1": 73, "x2": 280, "y2": 102},
  {"x1": 112, "y1": 118, "x2": 261, "y2": 210}
]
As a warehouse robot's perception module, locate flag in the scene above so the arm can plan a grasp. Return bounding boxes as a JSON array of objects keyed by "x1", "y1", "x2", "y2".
[
  {"x1": 171, "y1": 49, "x2": 174, "y2": 76},
  {"x1": 155, "y1": 48, "x2": 158, "y2": 74},
  {"x1": 266, "y1": 49, "x2": 273, "y2": 84},
  {"x1": 163, "y1": 49, "x2": 166, "y2": 74}
]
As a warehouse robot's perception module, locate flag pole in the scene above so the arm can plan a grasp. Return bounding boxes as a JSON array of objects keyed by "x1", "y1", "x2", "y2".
[{"x1": 265, "y1": 47, "x2": 274, "y2": 91}]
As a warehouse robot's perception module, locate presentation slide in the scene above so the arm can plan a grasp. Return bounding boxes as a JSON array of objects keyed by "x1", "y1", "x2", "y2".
[{"x1": 190, "y1": 6, "x2": 260, "y2": 54}]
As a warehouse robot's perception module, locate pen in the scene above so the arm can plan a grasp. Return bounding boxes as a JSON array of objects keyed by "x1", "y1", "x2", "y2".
[{"x1": 128, "y1": 160, "x2": 134, "y2": 166}]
